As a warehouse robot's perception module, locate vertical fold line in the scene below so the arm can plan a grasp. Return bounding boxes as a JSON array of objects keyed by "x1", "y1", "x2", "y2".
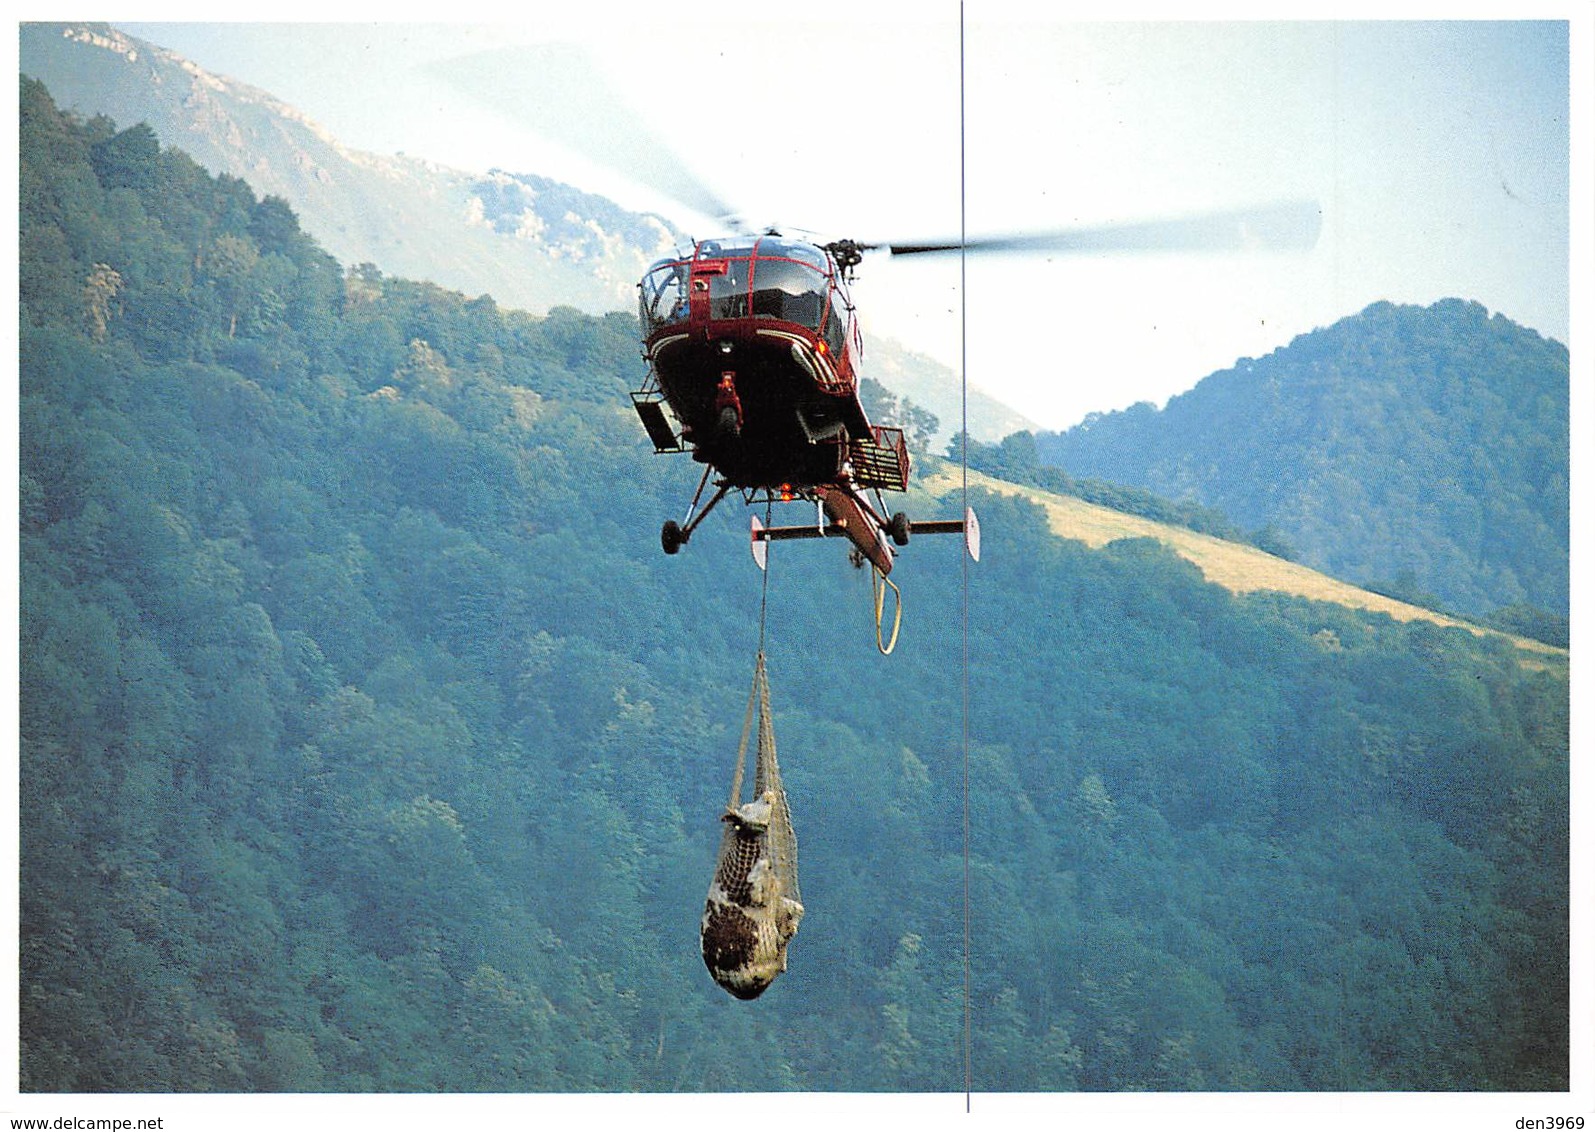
[{"x1": 959, "y1": 0, "x2": 972, "y2": 1112}]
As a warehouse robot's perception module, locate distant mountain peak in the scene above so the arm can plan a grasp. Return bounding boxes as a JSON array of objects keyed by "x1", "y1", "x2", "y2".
[
  {"x1": 22, "y1": 21, "x2": 681, "y2": 316},
  {"x1": 54, "y1": 22, "x2": 140, "y2": 63}
]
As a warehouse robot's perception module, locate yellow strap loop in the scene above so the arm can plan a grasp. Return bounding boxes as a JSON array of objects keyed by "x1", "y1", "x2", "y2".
[{"x1": 872, "y1": 565, "x2": 903, "y2": 656}]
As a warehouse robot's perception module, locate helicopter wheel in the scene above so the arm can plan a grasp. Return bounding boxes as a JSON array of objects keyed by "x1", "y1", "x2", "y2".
[
  {"x1": 888, "y1": 511, "x2": 911, "y2": 547},
  {"x1": 661, "y1": 520, "x2": 684, "y2": 555},
  {"x1": 717, "y1": 405, "x2": 741, "y2": 440}
]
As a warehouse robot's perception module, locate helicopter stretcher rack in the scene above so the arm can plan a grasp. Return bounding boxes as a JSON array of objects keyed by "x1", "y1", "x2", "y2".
[
  {"x1": 752, "y1": 502, "x2": 978, "y2": 654},
  {"x1": 750, "y1": 505, "x2": 981, "y2": 572},
  {"x1": 631, "y1": 390, "x2": 686, "y2": 453}
]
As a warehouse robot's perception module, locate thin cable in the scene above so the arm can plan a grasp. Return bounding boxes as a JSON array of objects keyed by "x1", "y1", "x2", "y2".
[
  {"x1": 958, "y1": 0, "x2": 972, "y2": 1111},
  {"x1": 758, "y1": 499, "x2": 772, "y2": 658}
]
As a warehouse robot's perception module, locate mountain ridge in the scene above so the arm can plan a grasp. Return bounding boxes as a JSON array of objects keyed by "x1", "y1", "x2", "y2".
[
  {"x1": 1033, "y1": 298, "x2": 1569, "y2": 619},
  {"x1": 21, "y1": 21, "x2": 685, "y2": 312}
]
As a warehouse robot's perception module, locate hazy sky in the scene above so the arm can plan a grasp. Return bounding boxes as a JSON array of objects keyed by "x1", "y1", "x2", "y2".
[{"x1": 110, "y1": 5, "x2": 1582, "y2": 430}]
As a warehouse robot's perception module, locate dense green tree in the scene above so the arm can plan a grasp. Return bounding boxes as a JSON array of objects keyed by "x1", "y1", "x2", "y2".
[{"x1": 89, "y1": 122, "x2": 160, "y2": 195}]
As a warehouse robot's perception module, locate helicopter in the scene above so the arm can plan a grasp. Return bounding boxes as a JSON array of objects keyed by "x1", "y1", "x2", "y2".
[
  {"x1": 629, "y1": 204, "x2": 1319, "y2": 577},
  {"x1": 631, "y1": 231, "x2": 979, "y2": 577}
]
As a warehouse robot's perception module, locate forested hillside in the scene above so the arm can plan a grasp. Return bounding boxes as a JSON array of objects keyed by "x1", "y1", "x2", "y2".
[
  {"x1": 19, "y1": 79, "x2": 1569, "y2": 1093},
  {"x1": 1034, "y1": 301, "x2": 1569, "y2": 622}
]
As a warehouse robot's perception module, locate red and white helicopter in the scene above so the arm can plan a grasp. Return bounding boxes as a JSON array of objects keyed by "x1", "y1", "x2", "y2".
[{"x1": 632, "y1": 231, "x2": 979, "y2": 577}]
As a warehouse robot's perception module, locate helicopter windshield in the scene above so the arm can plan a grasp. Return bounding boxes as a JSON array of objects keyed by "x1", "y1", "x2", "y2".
[
  {"x1": 640, "y1": 258, "x2": 690, "y2": 333},
  {"x1": 641, "y1": 238, "x2": 837, "y2": 334},
  {"x1": 754, "y1": 237, "x2": 828, "y2": 271},
  {"x1": 708, "y1": 237, "x2": 830, "y2": 328},
  {"x1": 750, "y1": 251, "x2": 826, "y2": 328}
]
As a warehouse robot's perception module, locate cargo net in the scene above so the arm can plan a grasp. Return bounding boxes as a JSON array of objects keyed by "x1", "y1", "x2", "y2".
[{"x1": 700, "y1": 651, "x2": 803, "y2": 999}]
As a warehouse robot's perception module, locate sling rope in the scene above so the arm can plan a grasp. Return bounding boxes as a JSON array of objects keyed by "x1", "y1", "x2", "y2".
[
  {"x1": 701, "y1": 518, "x2": 803, "y2": 1001},
  {"x1": 724, "y1": 649, "x2": 759, "y2": 811},
  {"x1": 719, "y1": 494, "x2": 776, "y2": 841},
  {"x1": 724, "y1": 650, "x2": 789, "y2": 838},
  {"x1": 730, "y1": 498, "x2": 774, "y2": 808},
  {"x1": 761, "y1": 498, "x2": 774, "y2": 642}
]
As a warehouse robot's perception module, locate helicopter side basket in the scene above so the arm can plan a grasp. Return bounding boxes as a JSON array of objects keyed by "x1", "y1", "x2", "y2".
[{"x1": 849, "y1": 426, "x2": 910, "y2": 492}]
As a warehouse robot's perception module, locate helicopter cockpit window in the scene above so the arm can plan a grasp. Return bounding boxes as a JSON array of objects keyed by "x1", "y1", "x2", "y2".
[
  {"x1": 750, "y1": 256, "x2": 825, "y2": 329},
  {"x1": 758, "y1": 238, "x2": 829, "y2": 272},
  {"x1": 646, "y1": 239, "x2": 832, "y2": 328},
  {"x1": 822, "y1": 284, "x2": 851, "y2": 356},
  {"x1": 640, "y1": 259, "x2": 689, "y2": 333},
  {"x1": 696, "y1": 236, "x2": 759, "y2": 259},
  {"x1": 708, "y1": 258, "x2": 751, "y2": 320}
]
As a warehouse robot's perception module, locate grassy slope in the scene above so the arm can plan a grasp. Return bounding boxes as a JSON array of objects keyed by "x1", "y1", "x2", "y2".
[{"x1": 918, "y1": 464, "x2": 1567, "y2": 668}]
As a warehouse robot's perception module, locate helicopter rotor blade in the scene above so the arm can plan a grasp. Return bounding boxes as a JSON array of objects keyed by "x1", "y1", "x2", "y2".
[
  {"x1": 426, "y1": 43, "x2": 747, "y2": 231},
  {"x1": 879, "y1": 200, "x2": 1323, "y2": 258}
]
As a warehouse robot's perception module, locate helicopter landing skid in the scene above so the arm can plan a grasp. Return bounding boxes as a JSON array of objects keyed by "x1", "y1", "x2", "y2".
[{"x1": 661, "y1": 469, "x2": 732, "y2": 555}]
